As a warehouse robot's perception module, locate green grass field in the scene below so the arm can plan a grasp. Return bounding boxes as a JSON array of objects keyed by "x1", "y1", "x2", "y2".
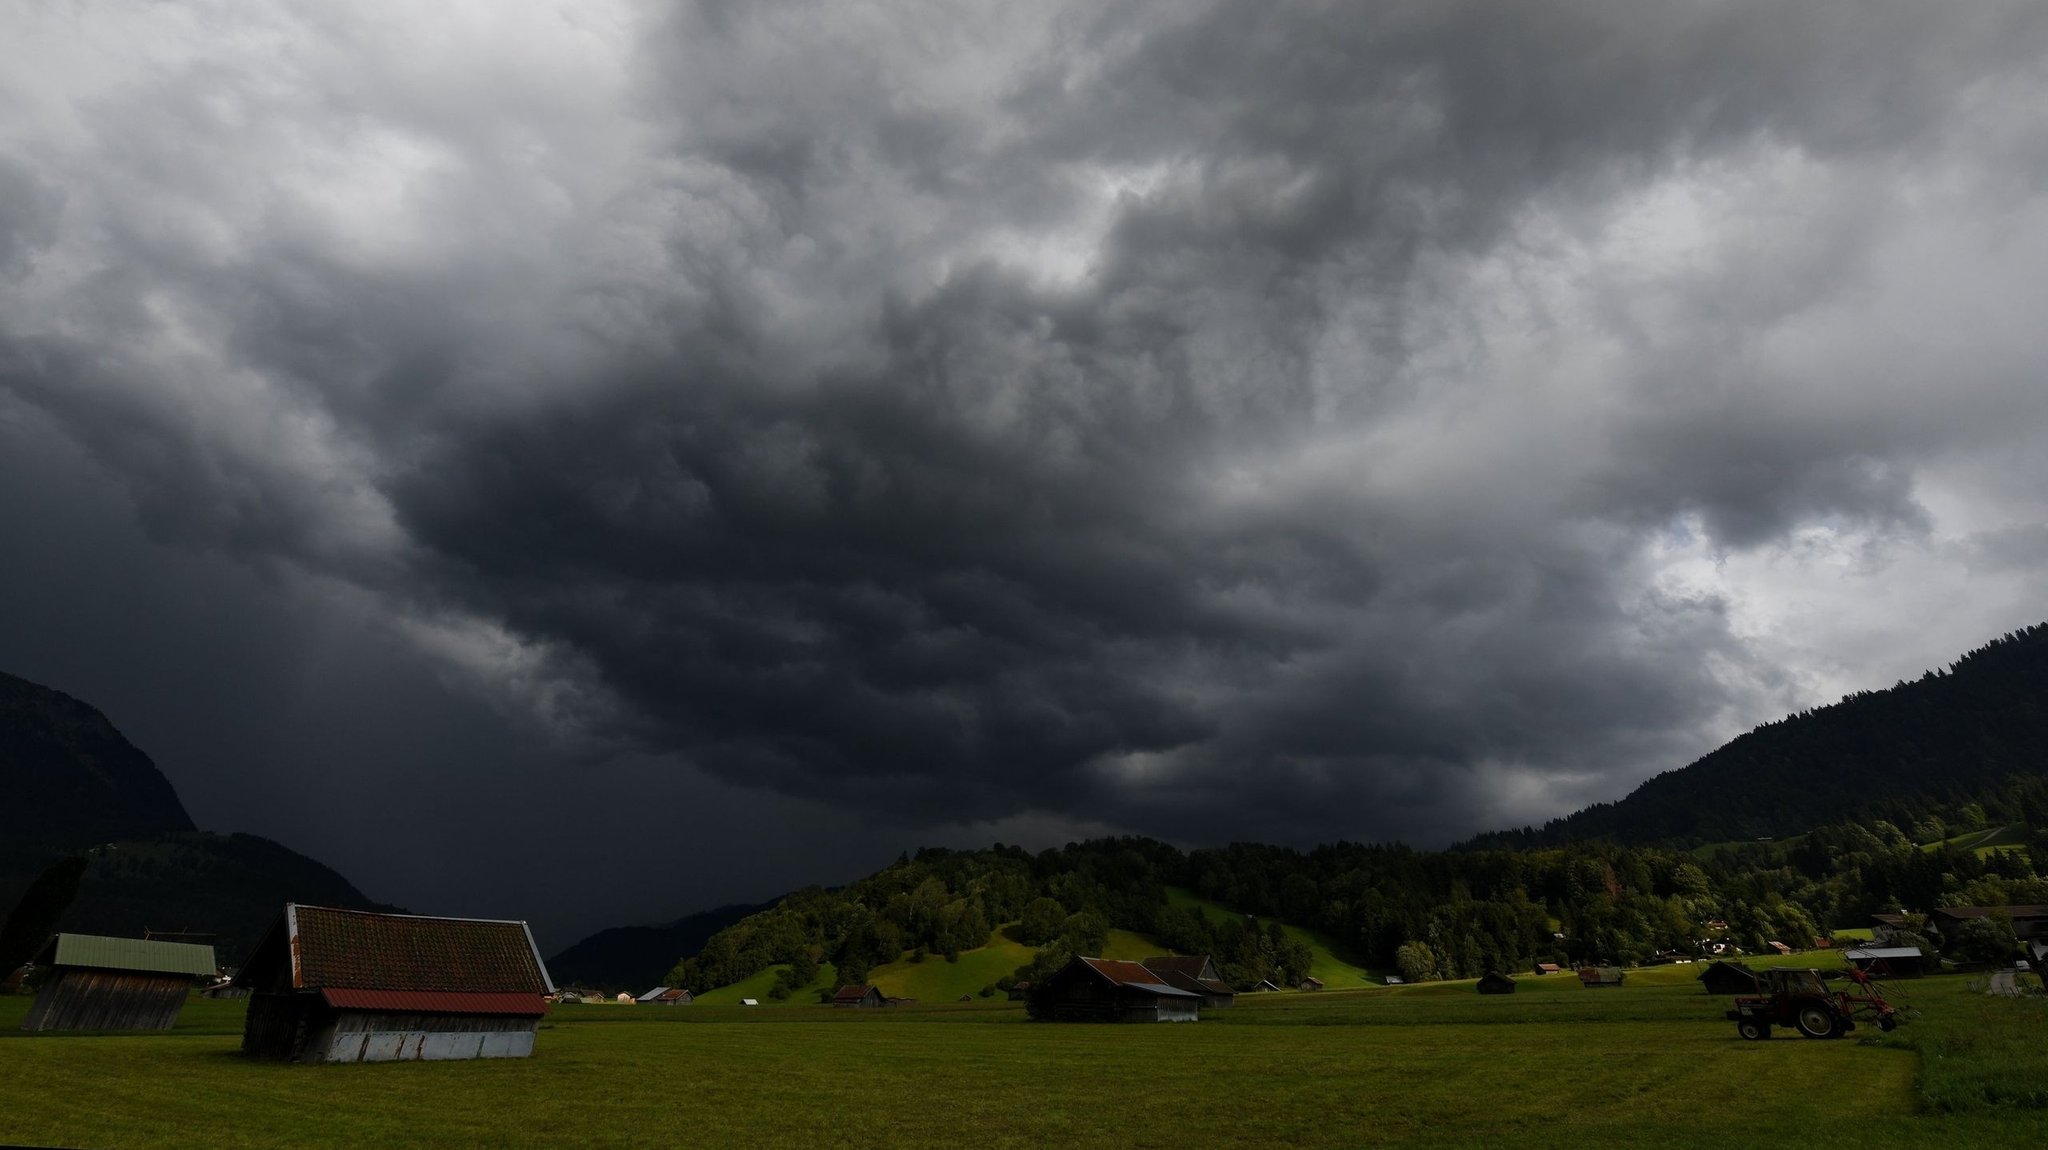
[
  {"x1": 2, "y1": 968, "x2": 2040, "y2": 1149},
  {"x1": 1164, "y1": 886, "x2": 1379, "y2": 987}
]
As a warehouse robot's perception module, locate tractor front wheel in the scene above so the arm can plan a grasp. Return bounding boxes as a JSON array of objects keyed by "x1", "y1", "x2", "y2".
[
  {"x1": 1737, "y1": 1019, "x2": 1770, "y2": 1041},
  {"x1": 1795, "y1": 1004, "x2": 1837, "y2": 1039},
  {"x1": 1877, "y1": 1015, "x2": 1897, "y2": 1032}
]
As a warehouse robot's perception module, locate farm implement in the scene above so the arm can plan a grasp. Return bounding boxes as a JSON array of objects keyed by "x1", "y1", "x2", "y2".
[{"x1": 1726, "y1": 966, "x2": 1903, "y2": 1040}]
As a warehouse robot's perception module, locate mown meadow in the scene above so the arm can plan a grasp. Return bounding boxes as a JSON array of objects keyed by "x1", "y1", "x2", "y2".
[{"x1": 2, "y1": 964, "x2": 2041, "y2": 1149}]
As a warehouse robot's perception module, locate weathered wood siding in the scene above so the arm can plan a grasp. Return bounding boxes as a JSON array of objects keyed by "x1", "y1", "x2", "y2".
[
  {"x1": 20, "y1": 970, "x2": 191, "y2": 1032},
  {"x1": 244, "y1": 995, "x2": 538, "y2": 1062},
  {"x1": 303, "y1": 1012, "x2": 538, "y2": 1063}
]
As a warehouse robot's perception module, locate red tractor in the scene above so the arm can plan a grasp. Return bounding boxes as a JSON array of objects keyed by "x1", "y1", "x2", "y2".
[{"x1": 1726, "y1": 967, "x2": 1900, "y2": 1040}]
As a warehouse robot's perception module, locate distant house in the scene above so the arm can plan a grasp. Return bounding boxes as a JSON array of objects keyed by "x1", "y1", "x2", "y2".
[
  {"x1": 740, "y1": 998, "x2": 759, "y2": 1006},
  {"x1": 1928, "y1": 905, "x2": 2048, "y2": 945},
  {"x1": 637, "y1": 987, "x2": 692, "y2": 1006},
  {"x1": 1702, "y1": 920, "x2": 1729, "y2": 936},
  {"x1": 1813, "y1": 937, "x2": 1833, "y2": 950},
  {"x1": 554, "y1": 987, "x2": 602, "y2": 1004},
  {"x1": 1028, "y1": 956, "x2": 1202, "y2": 1022},
  {"x1": 1250, "y1": 979, "x2": 1283, "y2": 993},
  {"x1": 1298, "y1": 976, "x2": 1325, "y2": 991},
  {"x1": 832, "y1": 985, "x2": 886, "y2": 1008},
  {"x1": 1843, "y1": 946, "x2": 1924, "y2": 978},
  {"x1": 1382, "y1": 975, "x2": 1404, "y2": 986},
  {"x1": 1577, "y1": 966, "x2": 1625, "y2": 988},
  {"x1": 1696, "y1": 961, "x2": 1760, "y2": 996},
  {"x1": 1006, "y1": 980, "x2": 1032, "y2": 1001},
  {"x1": 232, "y1": 904, "x2": 553, "y2": 1063},
  {"x1": 1869, "y1": 913, "x2": 1916, "y2": 944},
  {"x1": 1476, "y1": 972, "x2": 1516, "y2": 995},
  {"x1": 1765, "y1": 941, "x2": 1793, "y2": 956},
  {"x1": 1533, "y1": 963, "x2": 1562, "y2": 976},
  {"x1": 20, "y1": 934, "x2": 216, "y2": 1032},
  {"x1": 1140, "y1": 956, "x2": 1237, "y2": 1007}
]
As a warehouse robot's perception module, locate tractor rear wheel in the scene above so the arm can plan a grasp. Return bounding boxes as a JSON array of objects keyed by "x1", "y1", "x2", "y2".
[
  {"x1": 1737, "y1": 1019, "x2": 1770, "y2": 1040},
  {"x1": 1795, "y1": 1004, "x2": 1837, "y2": 1039}
]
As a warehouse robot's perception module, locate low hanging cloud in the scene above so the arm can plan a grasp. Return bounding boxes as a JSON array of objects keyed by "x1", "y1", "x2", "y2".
[{"x1": 6, "y1": 0, "x2": 2048, "y2": 859}]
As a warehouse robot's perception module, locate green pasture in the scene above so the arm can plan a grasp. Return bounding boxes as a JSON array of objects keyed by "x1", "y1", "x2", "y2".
[
  {"x1": 2, "y1": 970, "x2": 2040, "y2": 1149},
  {"x1": 1164, "y1": 885, "x2": 1379, "y2": 987}
]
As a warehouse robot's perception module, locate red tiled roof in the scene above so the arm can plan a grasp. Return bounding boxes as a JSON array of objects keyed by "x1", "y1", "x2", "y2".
[
  {"x1": 319, "y1": 988, "x2": 549, "y2": 1016},
  {"x1": 289, "y1": 905, "x2": 551, "y2": 994},
  {"x1": 1078, "y1": 957, "x2": 1199, "y2": 996}
]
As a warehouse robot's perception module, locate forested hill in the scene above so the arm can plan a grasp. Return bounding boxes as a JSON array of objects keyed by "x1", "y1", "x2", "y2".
[{"x1": 1468, "y1": 622, "x2": 2048, "y2": 849}]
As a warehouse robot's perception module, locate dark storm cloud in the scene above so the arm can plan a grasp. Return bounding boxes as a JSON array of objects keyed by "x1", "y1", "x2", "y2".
[{"x1": 6, "y1": 0, "x2": 2048, "y2": 893}]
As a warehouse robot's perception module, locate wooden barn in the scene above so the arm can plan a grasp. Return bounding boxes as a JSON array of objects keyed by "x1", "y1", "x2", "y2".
[
  {"x1": 232, "y1": 904, "x2": 554, "y2": 1063},
  {"x1": 20, "y1": 934, "x2": 216, "y2": 1032},
  {"x1": 1533, "y1": 962, "x2": 1562, "y2": 975},
  {"x1": 1577, "y1": 966, "x2": 1626, "y2": 988},
  {"x1": 1842, "y1": 946, "x2": 1924, "y2": 978},
  {"x1": 636, "y1": 986, "x2": 692, "y2": 1005},
  {"x1": 832, "y1": 984, "x2": 887, "y2": 1008},
  {"x1": 1476, "y1": 971, "x2": 1516, "y2": 995},
  {"x1": 1140, "y1": 955, "x2": 1237, "y2": 1007},
  {"x1": 1696, "y1": 960, "x2": 1760, "y2": 995},
  {"x1": 1027, "y1": 956, "x2": 1202, "y2": 1022}
]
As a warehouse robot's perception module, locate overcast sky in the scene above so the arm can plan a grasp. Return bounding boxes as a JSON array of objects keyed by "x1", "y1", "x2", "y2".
[{"x1": 5, "y1": 1, "x2": 2048, "y2": 948}]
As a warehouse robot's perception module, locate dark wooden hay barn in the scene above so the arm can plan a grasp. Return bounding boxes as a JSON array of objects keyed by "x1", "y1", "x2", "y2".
[
  {"x1": 832, "y1": 984, "x2": 886, "y2": 1008},
  {"x1": 20, "y1": 934, "x2": 216, "y2": 1032},
  {"x1": 1141, "y1": 955, "x2": 1237, "y2": 1007},
  {"x1": 1028, "y1": 956, "x2": 1202, "y2": 1022},
  {"x1": 233, "y1": 904, "x2": 553, "y2": 1063},
  {"x1": 1476, "y1": 971, "x2": 1516, "y2": 995},
  {"x1": 1577, "y1": 965, "x2": 1625, "y2": 987},
  {"x1": 1696, "y1": 961, "x2": 1760, "y2": 995}
]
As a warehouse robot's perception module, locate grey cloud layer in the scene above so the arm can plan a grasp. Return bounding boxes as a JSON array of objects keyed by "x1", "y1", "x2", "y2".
[{"x1": 6, "y1": 0, "x2": 2048, "y2": 856}]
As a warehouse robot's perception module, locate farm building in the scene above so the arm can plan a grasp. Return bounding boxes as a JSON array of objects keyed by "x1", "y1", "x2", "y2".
[
  {"x1": 1842, "y1": 946, "x2": 1924, "y2": 978},
  {"x1": 1140, "y1": 956, "x2": 1236, "y2": 1007},
  {"x1": 1765, "y1": 941, "x2": 1793, "y2": 956},
  {"x1": 1298, "y1": 976, "x2": 1325, "y2": 991},
  {"x1": 1476, "y1": 972, "x2": 1516, "y2": 995},
  {"x1": 1533, "y1": 963, "x2": 1562, "y2": 975},
  {"x1": 832, "y1": 985, "x2": 887, "y2": 1008},
  {"x1": 1696, "y1": 961, "x2": 1760, "y2": 995},
  {"x1": 1928, "y1": 905, "x2": 2048, "y2": 944},
  {"x1": 20, "y1": 934, "x2": 216, "y2": 1032},
  {"x1": 1869, "y1": 912, "x2": 1917, "y2": 943},
  {"x1": 1027, "y1": 956, "x2": 1202, "y2": 1022},
  {"x1": 637, "y1": 986, "x2": 692, "y2": 1005},
  {"x1": 1006, "y1": 980, "x2": 1031, "y2": 1001},
  {"x1": 1577, "y1": 966, "x2": 1625, "y2": 987},
  {"x1": 232, "y1": 904, "x2": 554, "y2": 1063}
]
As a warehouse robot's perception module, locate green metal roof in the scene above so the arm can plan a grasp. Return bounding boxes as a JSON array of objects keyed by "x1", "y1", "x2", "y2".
[{"x1": 39, "y1": 934, "x2": 216, "y2": 977}]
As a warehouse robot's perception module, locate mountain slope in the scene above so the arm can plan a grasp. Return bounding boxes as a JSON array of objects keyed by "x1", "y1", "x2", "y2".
[
  {"x1": 545, "y1": 902, "x2": 770, "y2": 991},
  {"x1": 0, "y1": 670, "x2": 194, "y2": 844},
  {"x1": 1, "y1": 670, "x2": 396, "y2": 964},
  {"x1": 1470, "y1": 622, "x2": 2048, "y2": 848}
]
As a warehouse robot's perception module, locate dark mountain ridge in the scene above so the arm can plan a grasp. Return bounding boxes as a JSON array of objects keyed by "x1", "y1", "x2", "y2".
[
  {"x1": 1, "y1": 670, "x2": 395, "y2": 963},
  {"x1": 544, "y1": 902, "x2": 771, "y2": 991},
  {"x1": 1, "y1": 670, "x2": 195, "y2": 844},
  {"x1": 1464, "y1": 621, "x2": 2048, "y2": 849}
]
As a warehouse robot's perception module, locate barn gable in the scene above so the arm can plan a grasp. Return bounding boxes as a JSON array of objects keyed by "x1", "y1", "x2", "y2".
[
  {"x1": 1141, "y1": 956, "x2": 1237, "y2": 1007},
  {"x1": 1029, "y1": 956, "x2": 1202, "y2": 1022}
]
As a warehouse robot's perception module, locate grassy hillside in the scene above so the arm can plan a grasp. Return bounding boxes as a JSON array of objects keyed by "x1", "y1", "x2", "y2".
[
  {"x1": 1164, "y1": 886, "x2": 1377, "y2": 988},
  {"x1": 869, "y1": 936, "x2": 1033, "y2": 1002},
  {"x1": 693, "y1": 962, "x2": 841, "y2": 1006}
]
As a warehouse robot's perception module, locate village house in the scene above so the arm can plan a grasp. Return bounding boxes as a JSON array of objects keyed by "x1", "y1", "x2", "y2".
[
  {"x1": 1868, "y1": 913, "x2": 1918, "y2": 943},
  {"x1": 1476, "y1": 972, "x2": 1516, "y2": 995},
  {"x1": 637, "y1": 986, "x2": 692, "y2": 1005},
  {"x1": 1533, "y1": 962, "x2": 1562, "y2": 975},
  {"x1": 1297, "y1": 976, "x2": 1325, "y2": 991},
  {"x1": 1027, "y1": 956, "x2": 1202, "y2": 1022},
  {"x1": 20, "y1": 934, "x2": 216, "y2": 1032},
  {"x1": 1927, "y1": 905, "x2": 2048, "y2": 945},
  {"x1": 1140, "y1": 956, "x2": 1236, "y2": 1007},
  {"x1": 232, "y1": 904, "x2": 554, "y2": 1063}
]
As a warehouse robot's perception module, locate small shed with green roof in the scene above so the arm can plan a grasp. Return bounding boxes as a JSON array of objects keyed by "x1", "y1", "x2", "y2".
[{"x1": 20, "y1": 933, "x2": 216, "y2": 1032}]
